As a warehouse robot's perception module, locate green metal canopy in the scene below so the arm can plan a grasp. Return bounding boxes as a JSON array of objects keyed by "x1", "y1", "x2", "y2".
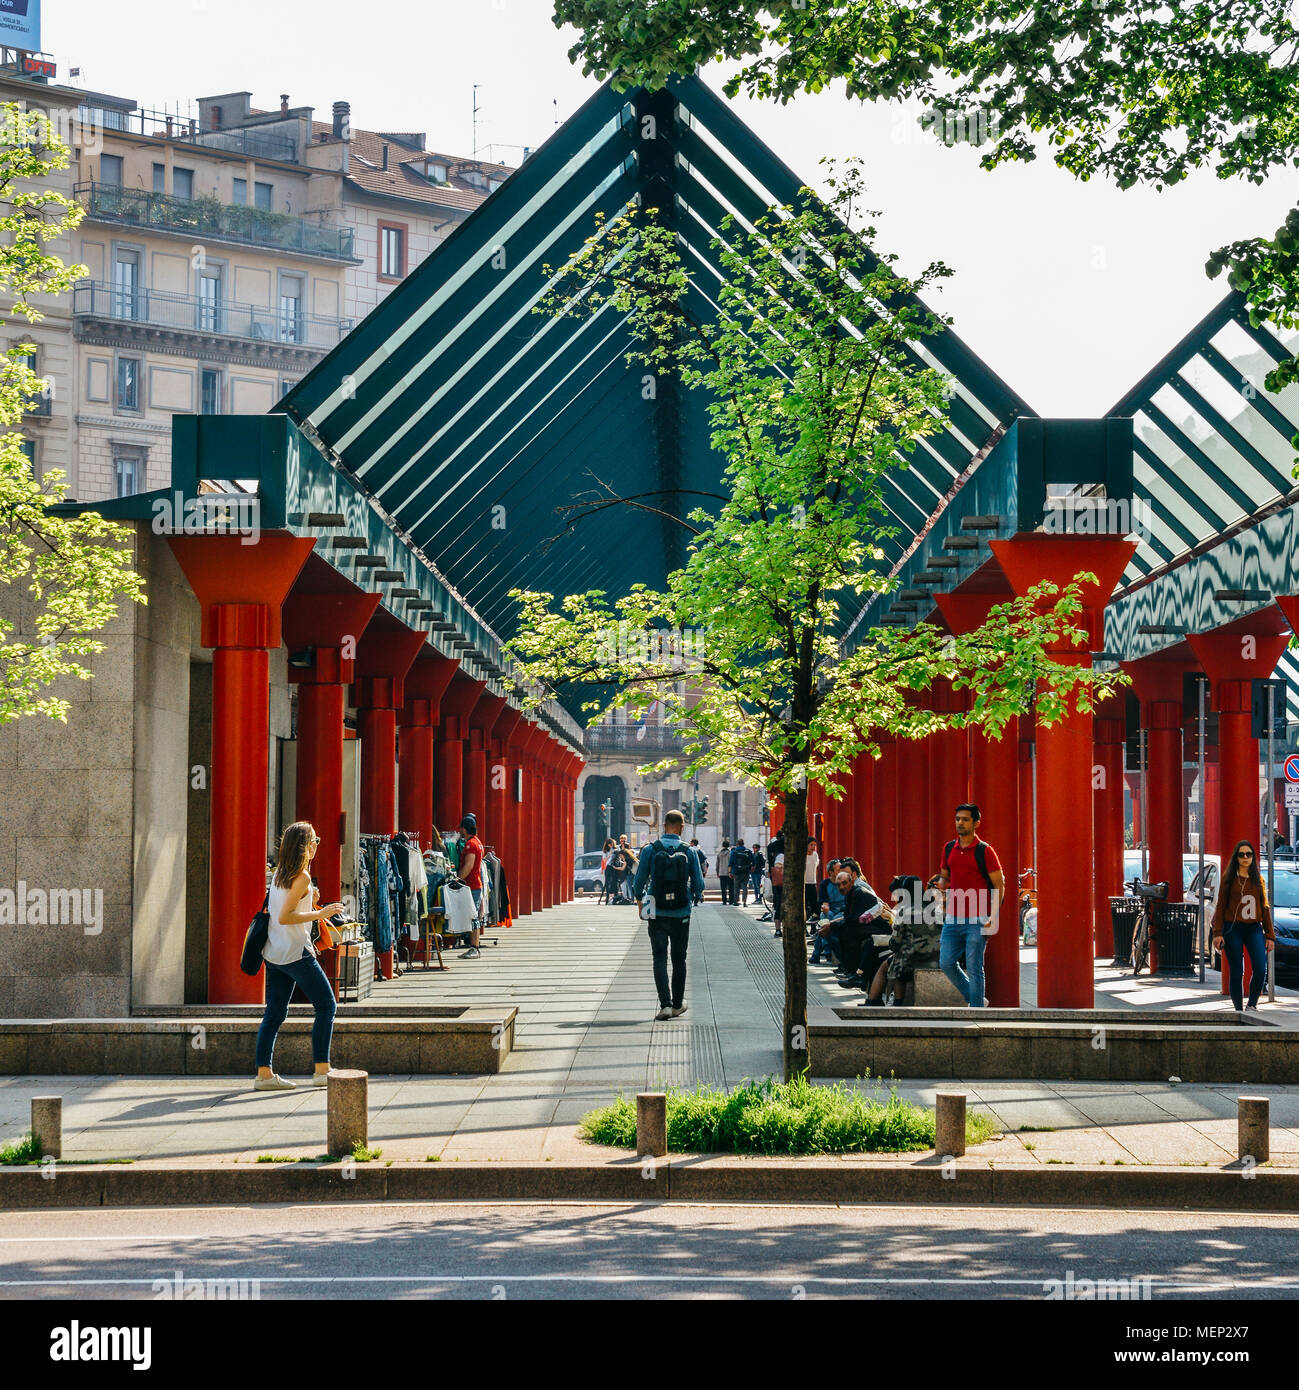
[{"x1": 276, "y1": 75, "x2": 1030, "y2": 685}]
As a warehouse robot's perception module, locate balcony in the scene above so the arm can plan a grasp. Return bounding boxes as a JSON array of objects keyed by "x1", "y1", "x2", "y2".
[
  {"x1": 73, "y1": 280, "x2": 352, "y2": 353},
  {"x1": 76, "y1": 106, "x2": 299, "y2": 163},
  {"x1": 583, "y1": 724, "x2": 691, "y2": 756},
  {"x1": 75, "y1": 183, "x2": 356, "y2": 261}
]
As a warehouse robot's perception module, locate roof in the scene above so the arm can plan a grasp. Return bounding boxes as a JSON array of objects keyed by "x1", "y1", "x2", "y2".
[{"x1": 277, "y1": 76, "x2": 1026, "y2": 717}]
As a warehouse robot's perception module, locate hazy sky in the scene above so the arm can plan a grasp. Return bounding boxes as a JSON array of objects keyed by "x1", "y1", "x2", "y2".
[{"x1": 46, "y1": 0, "x2": 1299, "y2": 415}]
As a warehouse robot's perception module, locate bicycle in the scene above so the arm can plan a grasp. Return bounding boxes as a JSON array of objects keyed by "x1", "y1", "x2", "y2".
[
  {"x1": 1018, "y1": 866, "x2": 1037, "y2": 945},
  {"x1": 1125, "y1": 877, "x2": 1168, "y2": 976}
]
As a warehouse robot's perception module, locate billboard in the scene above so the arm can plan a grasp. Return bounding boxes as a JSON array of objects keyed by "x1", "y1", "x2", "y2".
[{"x1": 0, "y1": 0, "x2": 41, "y2": 52}]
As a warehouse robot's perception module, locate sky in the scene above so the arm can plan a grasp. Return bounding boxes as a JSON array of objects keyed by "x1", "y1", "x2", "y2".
[{"x1": 44, "y1": 0, "x2": 1299, "y2": 415}]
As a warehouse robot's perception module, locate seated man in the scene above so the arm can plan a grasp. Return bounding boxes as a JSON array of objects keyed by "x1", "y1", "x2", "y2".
[
  {"x1": 809, "y1": 859, "x2": 844, "y2": 965},
  {"x1": 832, "y1": 866, "x2": 890, "y2": 992}
]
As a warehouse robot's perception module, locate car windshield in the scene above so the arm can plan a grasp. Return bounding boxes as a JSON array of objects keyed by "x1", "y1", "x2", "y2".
[
  {"x1": 578, "y1": 853, "x2": 604, "y2": 869},
  {"x1": 1269, "y1": 870, "x2": 1299, "y2": 909}
]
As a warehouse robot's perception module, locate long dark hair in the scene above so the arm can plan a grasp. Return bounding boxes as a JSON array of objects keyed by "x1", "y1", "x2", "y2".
[
  {"x1": 274, "y1": 821, "x2": 315, "y2": 890},
  {"x1": 1228, "y1": 839, "x2": 1264, "y2": 897}
]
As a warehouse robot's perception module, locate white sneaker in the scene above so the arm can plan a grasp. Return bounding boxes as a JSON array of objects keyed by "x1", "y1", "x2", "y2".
[
  {"x1": 671, "y1": 1004, "x2": 688, "y2": 1017},
  {"x1": 654, "y1": 1006, "x2": 673, "y2": 1021},
  {"x1": 311, "y1": 1071, "x2": 334, "y2": 1087},
  {"x1": 460, "y1": 946, "x2": 481, "y2": 958},
  {"x1": 253, "y1": 1073, "x2": 296, "y2": 1092}
]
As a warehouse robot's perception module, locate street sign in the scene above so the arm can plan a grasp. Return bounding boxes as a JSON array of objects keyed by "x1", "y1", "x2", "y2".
[
  {"x1": 1287, "y1": 782, "x2": 1299, "y2": 812},
  {"x1": 1251, "y1": 677, "x2": 1288, "y2": 739},
  {"x1": 1285, "y1": 754, "x2": 1299, "y2": 784}
]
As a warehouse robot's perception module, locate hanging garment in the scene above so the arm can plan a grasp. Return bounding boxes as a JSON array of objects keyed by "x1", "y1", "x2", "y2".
[{"x1": 442, "y1": 880, "x2": 477, "y2": 937}]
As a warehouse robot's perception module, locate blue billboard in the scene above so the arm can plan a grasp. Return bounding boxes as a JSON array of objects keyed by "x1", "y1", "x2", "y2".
[{"x1": 0, "y1": 0, "x2": 41, "y2": 52}]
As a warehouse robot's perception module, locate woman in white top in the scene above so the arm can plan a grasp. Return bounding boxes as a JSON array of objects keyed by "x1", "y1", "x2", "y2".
[
  {"x1": 254, "y1": 821, "x2": 345, "y2": 1092},
  {"x1": 805, "y1": 841, "x2": 821, "y2": 922}
]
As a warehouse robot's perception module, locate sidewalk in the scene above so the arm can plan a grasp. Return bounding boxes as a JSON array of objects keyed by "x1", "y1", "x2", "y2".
[{"x1": 2, "y1": 901, "x2": 1297, "y2": 1170}]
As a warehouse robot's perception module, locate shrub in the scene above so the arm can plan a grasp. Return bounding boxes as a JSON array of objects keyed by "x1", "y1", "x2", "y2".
[
  {"x1": 0, "y1": 1132, "x2": 41, "y2": 1165},
  {"x1": 580, "y1": 1076, "x2": 998, "y2": 1156}
]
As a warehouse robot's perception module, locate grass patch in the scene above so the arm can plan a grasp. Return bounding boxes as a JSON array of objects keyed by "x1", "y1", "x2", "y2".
[
  {"x1": 351, "y1": 1142, "x2": 382, "y2": 1162},
  {"x1": 425, "y1": 1154, "x2": 442, "y2": 1163},
  {"x1": 579, "y1": 1077, "x2": 999, "y2": 1156},
  {"x1": 0, "y1": 1133, "x2": 41, "y2": 1165},
  {"x1": 256, "y1": 1154, "x2": 298, "y2": 1163},
  {"x1": 1022, "y1": 1142, "x2": 1036, "y2": 1151}
]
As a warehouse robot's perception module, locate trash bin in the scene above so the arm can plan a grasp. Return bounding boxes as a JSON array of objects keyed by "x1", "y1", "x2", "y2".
[
  {"x1": 1152, "y1": 903, "x2": 1198, "y2": 975},
  {"x1": 1109, "y1": 897, "x2": 1143, "y2": 966}
]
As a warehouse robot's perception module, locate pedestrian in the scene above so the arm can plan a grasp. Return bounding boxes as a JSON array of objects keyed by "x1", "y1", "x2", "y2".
[
  {"x1": 750, "y1": 845, "x2": 767, "y2": 914},
  {"x1": 597, "y1": 837, "x2": 615, "y2": 905},
  {"x1": 254, "y1": 821, "x2": 341, "y2": 1092},
  {"x1": 804, "y1": 839, "x2": 821, "y2": 922},
  {"x1": 732, "y1": 841, "x2": 752, "y2": 905},
  {"x1": 830, "y1": 864, "x2": 890, "y2": 1000},
  {"x1": 1212, "y1": 839, "x2": 1274, "y2": 1012},
  {"x1": 809, "y1": 858, "x2": 843, "y2": 966},
  {"x1": 689, "y1": 838, "x2": 708, "y2": 904},
  {"x1": 766, "y1": 828, "x2": 786, "y2": 934},
  {"x1": 457, "y1": 814, "x2": 486, "y2": 957},
  {"x1": 717, "y1": 839, "x2": 733, "y2": 905},
  {"x1": 935, "y1": 803, "x2": 1005, "y2": 1009},
  {"x1": 634, "y1": 808, "x2": 706, "y2": 1020}
]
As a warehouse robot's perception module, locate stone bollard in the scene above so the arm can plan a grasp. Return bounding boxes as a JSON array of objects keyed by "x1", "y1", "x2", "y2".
[
  {"x1": 935, "y1": 1092, "x2": 966, "y2": 1159},
  {"x1": 636, "y1": 1092, "x2": 667, "y2": 1158},
  {"x1": 1238, "y1": 1095, "x2": 1270, "y2": 1165},
  {"x1": 31, "y1": 1096, "x2": 61, "y2": 1160},
  {"x1": 327, "y1": 1070, "x2": 368, "y2": 1157}
]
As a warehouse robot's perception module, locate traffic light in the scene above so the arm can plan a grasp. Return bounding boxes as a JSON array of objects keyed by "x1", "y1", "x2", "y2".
[{"x1": 698, "y1": 795, "x2": 709, "y2": 824}]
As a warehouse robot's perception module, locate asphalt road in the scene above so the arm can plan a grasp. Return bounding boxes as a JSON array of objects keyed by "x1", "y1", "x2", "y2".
[{"x1": 3, "y1": 1201, "x2": 1299, "y2": 1300}]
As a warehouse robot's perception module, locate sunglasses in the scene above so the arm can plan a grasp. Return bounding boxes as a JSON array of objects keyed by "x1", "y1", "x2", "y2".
[{"x1": 1238, "y1": 851, "x2": 1254, "y2": 859}]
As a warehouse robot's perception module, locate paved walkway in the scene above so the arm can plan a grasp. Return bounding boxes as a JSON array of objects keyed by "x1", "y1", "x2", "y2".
[{"x1": 3, "y1": 899, "x2": 1298, "y2": 1168}]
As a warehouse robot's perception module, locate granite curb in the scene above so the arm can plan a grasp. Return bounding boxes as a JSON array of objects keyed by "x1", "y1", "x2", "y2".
[{"x1": 2, "y1": 1159, "x2": 1295, "y2": 1211}]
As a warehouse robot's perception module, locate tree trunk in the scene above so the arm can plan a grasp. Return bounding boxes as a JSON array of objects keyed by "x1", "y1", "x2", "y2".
[{"x1": 780, "y1": 786, "x2": 810, "y2": 1079}]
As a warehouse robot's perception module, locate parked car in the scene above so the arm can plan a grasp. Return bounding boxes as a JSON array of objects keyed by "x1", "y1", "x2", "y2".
[
  {"x1": 1266, "y1": 867, "x2": 1299, "y2": 987},
  {"x1": 574, "y1": 851, "x2": 606, "y2": 895},
  {"x1": 1122, "y1": 851, "x2": 1220, "y2": 917}
]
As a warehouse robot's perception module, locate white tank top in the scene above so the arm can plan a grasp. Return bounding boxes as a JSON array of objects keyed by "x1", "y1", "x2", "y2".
[{"x1": 264, "y1": 879, "x2": 315, "y2": 966}]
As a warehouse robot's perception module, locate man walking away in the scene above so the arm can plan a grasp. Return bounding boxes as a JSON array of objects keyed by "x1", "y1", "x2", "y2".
[
  {"x1": 935, "y1": 803, "x2": 1004, "y2": 1008},
  {"x1": 634, "y1": 809, "x2": 706, "y2": 1020},
  {"x1": 732, "y1": 842, "x2": 751, "y2": 905},
  {"x1": 717, "y1": 840, "x2": 733, "y2": 905}
]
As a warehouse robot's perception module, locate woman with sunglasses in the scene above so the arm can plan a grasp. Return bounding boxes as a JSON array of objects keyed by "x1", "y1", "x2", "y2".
[
  {"x1": 1211, "y1": 839, "x2": 1275, "y2": 1012},
  {"x1": 254, "y1": 821, "x2": 344, "y2": 1091}
]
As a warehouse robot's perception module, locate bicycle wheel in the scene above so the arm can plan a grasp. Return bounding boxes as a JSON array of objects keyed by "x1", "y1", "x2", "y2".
[{"x1": 1131, "y1": 919, "x2": 1149, "y2": 975}]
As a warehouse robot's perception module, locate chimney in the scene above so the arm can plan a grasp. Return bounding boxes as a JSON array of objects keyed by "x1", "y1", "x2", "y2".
[
  {"x1": 332, "y1": 100, "x2": 350, "y2": 140},
  {"x1": 382, "y1": 144, "x2": 389, "y2": 172},
  {"x1": 280, "y1": 93, "x2": 290, "y2": 116}
]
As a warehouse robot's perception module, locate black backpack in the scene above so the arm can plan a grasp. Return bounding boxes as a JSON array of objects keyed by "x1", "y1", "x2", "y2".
[
  {"x1": 943, "y1": 839, "x2": 995, "y2": 891},
  {"x1": 650, "y1": 839, "x2": 691, "y2": 911}
]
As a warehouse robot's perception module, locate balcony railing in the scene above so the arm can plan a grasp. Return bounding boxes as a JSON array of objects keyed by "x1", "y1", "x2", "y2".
[
  {"x1": 583, "y1": 725, "x2": 691, "y2": 754},
  {"x1": 75, "y1": 183, "x2": 355, "y2": 260},
  {"x1": 73, "y1": 279, "x2": 352, "y2": 351},
  {"x1": 75, "y1": 106, "x2": 299, "y2": 163}
]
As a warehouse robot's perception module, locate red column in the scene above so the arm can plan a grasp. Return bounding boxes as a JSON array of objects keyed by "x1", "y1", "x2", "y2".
[
  {"x1": 466, "y1": 691, "x2": 506, "y2": 838},
  {"x1": 1093, "y1": 710, "x2": 1126, "y2": 959},
  {"x1": 991, "y1": 535, "x2": 1136, "y2": 1008},
  {"x1": 897, "y1": 697, "x2": 932, "y2": 879},
  {"x1": 489, "y1": 704, "x2": 525, "y2": 880},
  {"x1": 168, "y1": 535, "x2": 315, "y2": 1004},
  {"x1": 870, "y1": 734, "x2": 898, "y2": 890},
  {"x1": 1019, "y1": 718, "x2": 1036, "y2": 885},
  {"x1": 936, "y1": 593, "x2": 1021, "y2": 1007},
  {"x1": 1189, "y1": 626, "x2": 1290, "y2": 996},
  {"x1": 506, "y1": 719, "x2": 535, "y2": 914},
  {"x1": 434, "y1": 671, "x2": 487, "y2": 834},
  {"x1": 398, "y1": 652, "x2": 458, "y2": 852},
  {"x1": 284, "y1": 588, "x2": 381, "y2": 903},
  {"x1": 928, "y1": 677, "x2": 970, "y2": 861},
  {"x1": 352, "y1": 628, "x2": 425, "y2": 838},
  {"x1": 850, "y1": 751, "x2": 873, "y2": 883},
  {"x1": 1124, "y1": 658, "x2": 1193, "y2": 971},
  {"x1": 520, "y1": 722, "x2": 549, "y2": 915}
]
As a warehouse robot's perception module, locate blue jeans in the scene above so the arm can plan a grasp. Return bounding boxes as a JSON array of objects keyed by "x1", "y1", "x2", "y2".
[
  {"x1": 940, "y1": 920, "x2": 988, "y2": 1008},
  {"x1": 1221, "y1": 921, "x2": 1268, "y2": 1009},
  {"x1": 256, "y1": 950, "x2": 337, "y2": 1070},
  {"x1": 810, "y1": 930, "x2": 840, "y2": 964}
]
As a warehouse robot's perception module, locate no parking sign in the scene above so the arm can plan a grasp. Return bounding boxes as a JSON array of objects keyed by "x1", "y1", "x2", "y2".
[{"x1": 1285, "y1": 755, "x2": 1299, "y2": 784}]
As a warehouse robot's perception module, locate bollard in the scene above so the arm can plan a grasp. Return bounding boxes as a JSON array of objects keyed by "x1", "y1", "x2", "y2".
[
  {"x1": 327, "y1": 1070, "x2": 369, "y2": 1157},
  {"x1": 31, "y1": 1096, "x2": 61, "y2": 1160},
  {"x1": 935, "y1": 1092, "x2": 966, "y2": 1159},
  {"x1": 1238, "y1": 1095, "x2": 1270, "y2": 1165},
  {"x1": 636, "y1": 1092, "x2": 667, "y2": 1158}
]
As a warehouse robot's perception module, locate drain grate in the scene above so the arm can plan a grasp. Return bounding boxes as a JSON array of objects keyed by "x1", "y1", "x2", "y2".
[{"x1": 646, "y1": 1025, "x2": 725, "y2": 1087}]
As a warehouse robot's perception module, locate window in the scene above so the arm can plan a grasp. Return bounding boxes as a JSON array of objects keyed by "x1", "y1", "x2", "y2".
[
  {"x1": 18, "y1": 439, "x2": 36, "y2": 475},
  {"x1": 172, "y1": 168, "x2": 194, "y2": 200},
  {"x1": 254, "y1": 181, "x2": 272, "y2": 210},
  {"x1": 278, "y1": 275, "x2": 304, "y2": 343},
  {"x1": 663, "y1": 789, "x2": 681, "y2": 814},
  {"x1": 113, "y1": 447, "x2": 144, "y2": 496},
  {"x1": 116, "y1": 356, "x2": 140, "y2": 413},
  {"x1": 426, "y1": 161, "x2": 447, "y2": 183},
  {"x1": 112, "y1": 248, "x2": 141, "y2": 320},
  {"x1": 197, "y1": 270, "x2": 222, "y2": 332},
  {"x1": 152, "y1": 162, "x2": 165, "y2": 193},
  {"x1": 722, "y1": 789, "x2": 740, "y2": 843},
  {"x1": 232, "y1": 176, "x2": 246, "y2": 204},
  {"x1": 17, "y1": 349, "x2": 50, "y2": 416},
  {"x1": 278, "y1": 378, "x2": 296, "y2": 400},
  {"x1": 200, "y1": 369, "x2": 222, "y2": 415},
  {"x1": 99, "y1": 154, "x2": 123, "y2": 185},
  {"x1": 380, "y1": 225, "x2": 405, "y2": 279}
]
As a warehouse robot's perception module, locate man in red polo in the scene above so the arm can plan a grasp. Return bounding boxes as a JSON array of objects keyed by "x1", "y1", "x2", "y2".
[{"x1": 935, "y1": 803, "x2": 1005, "y2": 1008}]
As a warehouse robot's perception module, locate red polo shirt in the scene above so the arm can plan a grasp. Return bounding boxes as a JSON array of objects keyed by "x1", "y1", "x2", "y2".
[{"x1": 943, "y1": 835, "x2": 1001, "y2": 918}]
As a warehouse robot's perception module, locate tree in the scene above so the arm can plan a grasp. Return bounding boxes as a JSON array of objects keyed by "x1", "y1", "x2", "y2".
[
  {"x1": 553, "y1": 0, "x2": 1299, "y2": 426},
  {"x1": 505, "y1": 164, "x2": 1124, "y2": 1076},
  {"x1": 0, "y1": 103, "x2": 146, "y2": 724}
]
